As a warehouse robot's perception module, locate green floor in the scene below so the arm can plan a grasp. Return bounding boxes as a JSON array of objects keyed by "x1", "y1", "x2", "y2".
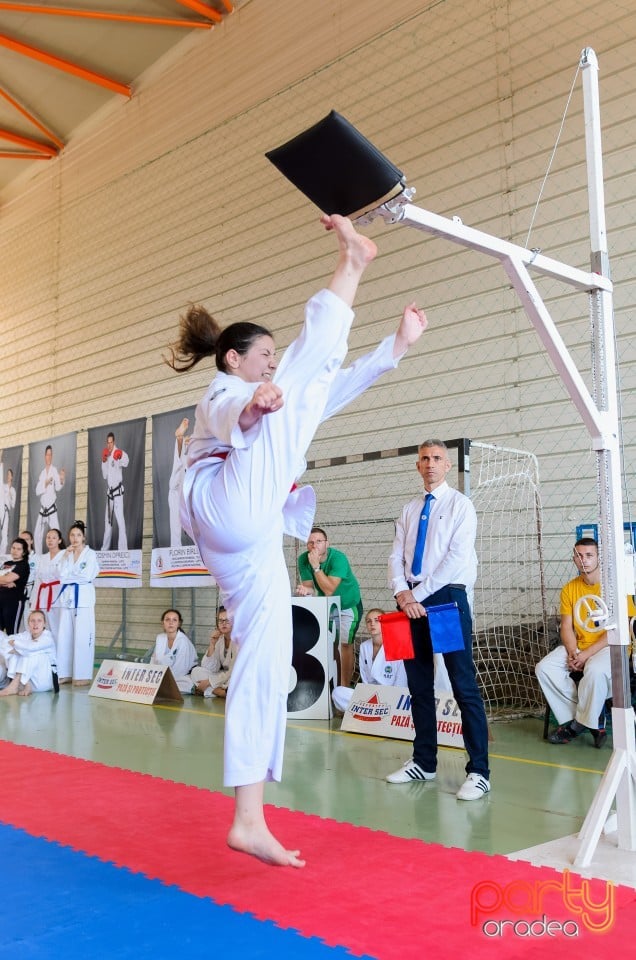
[{"x1": 0, "y1": 685, "x2": 611, "y2": 858}]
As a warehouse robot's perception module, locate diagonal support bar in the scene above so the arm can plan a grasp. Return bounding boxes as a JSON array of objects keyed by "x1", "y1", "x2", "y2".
[{"x1": 0, "y1": 32, "x2": 131, "y2": 96}]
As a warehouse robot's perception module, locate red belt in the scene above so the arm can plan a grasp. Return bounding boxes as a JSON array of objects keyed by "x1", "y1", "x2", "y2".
[{"x1": 36, "y1": 580, "x2": 60, "y2": 612}]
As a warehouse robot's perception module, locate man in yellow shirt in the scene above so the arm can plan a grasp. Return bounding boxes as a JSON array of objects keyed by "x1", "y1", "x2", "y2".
[{"x1": 536, "y1": 537, "x2": 634, "y2": 747}]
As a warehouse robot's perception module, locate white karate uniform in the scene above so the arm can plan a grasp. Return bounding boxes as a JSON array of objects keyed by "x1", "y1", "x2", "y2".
[
  {"x1": 0, "y1": 480, "x2": 15, "y2": 556},
  {"x1": 0, "y1": 631, "x2": 11, "y2": 684},
  {"x1": 102, "y1": 448, "x2": 129, "y2": 550},
  {"x1": 151, "y1": 629, "x2": 198, "y2": 693},
  {"x1": 34, "y1": 551, "x2": 64, "y2": 641},
  {"x1": 182, "y1": 288, "x2": 403, "y2": 787},
  {"x1": 168, "y1": 438, "x2": 187, "y2": 548},
  {"x1": 54, "y1": 546, "x2": 99, "y2": 681},
  {"x1": 34, "y1": 466, "x2": 64, "y2": 554},
  {"x1": 190, "y1": 637, "x2": 239, "y2": 697},
  {"x1": 5, "y1": 627, "x2": 56, "y2": 691},
  {"x1": 333, "y1": 639, "x2": 408, "y2": 712}
]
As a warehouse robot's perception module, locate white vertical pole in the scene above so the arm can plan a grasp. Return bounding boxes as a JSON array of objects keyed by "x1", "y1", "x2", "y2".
[{"x1": 575, "y1": 48, "x2": 636, "y2": 863}]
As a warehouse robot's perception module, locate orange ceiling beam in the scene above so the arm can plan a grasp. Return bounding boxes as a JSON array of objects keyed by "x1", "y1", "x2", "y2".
[
  {"x1": 0, "y1": 3, "x2": 212, "y2": 28},
  {"x1": 174, "y1": 0, "x2": 223, "y2": 24},
  {"x1": 0, "y1": 33, "x2": 131, "y2": 96},
  {"x1": 0, "y1": 128, "x2": 58, "y2": 155},
  {"x1": 0, "y1": 152, "x2": 51, "y2": 159},
  {"x1": 0, "y1": 85, "x2": 64, "y2": 148}
]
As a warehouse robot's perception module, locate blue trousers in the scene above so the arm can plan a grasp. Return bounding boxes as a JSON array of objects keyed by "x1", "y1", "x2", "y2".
[{"x1": 404, "y1": 584, "x2": 489, "y2": 778}]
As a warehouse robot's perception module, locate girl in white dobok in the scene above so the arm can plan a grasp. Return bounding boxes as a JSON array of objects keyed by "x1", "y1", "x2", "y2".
[
  {"x1": 54, "y1": 521, "x2": 99, "y2": 685},
  {"x1": 169, "y1": 215, "x2": 427, "y2": 867},
  {"x1": 34, "y1": 528, "x2": 65, "y2": 643},
  {"x1": 150, "y1": 608, "x2": 198, "y2": 694}
]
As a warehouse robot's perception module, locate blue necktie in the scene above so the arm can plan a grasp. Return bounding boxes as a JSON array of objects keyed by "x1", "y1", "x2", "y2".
[{"x1": 411, "y1": 493, "x2": 434, "y2": 578}]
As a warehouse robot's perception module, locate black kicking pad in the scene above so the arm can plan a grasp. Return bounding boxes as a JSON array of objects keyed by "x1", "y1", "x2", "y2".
[{"x1": 266, "y1": 110, "x2": 406, "y2": 218}]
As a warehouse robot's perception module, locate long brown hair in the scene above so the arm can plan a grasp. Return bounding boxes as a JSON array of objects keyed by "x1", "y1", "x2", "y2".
[{"x1": 166, "y1": 304, "x2": 272, "y2": 374}]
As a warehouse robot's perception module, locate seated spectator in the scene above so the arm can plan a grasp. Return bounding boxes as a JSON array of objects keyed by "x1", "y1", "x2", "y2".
[
  {"x1": 333, "y1": 608, "x2": 407, "y2": 713},
  {"x1": 150, "y1": 609, "x2": 198, "y2": 694},
  {"x1": 536, "y1": 537, "x2": 636, "y2": 748},
  {"x1": 0, "y1": 609, "x2": 57, "y2": 696},
  {"x1": 190, "y1": 607, "x2": 238, "y2": 698}
]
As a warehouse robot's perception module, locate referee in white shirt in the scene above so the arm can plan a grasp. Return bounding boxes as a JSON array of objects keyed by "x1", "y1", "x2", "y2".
[{"x1": 386, "y1": 439, "x2": 490, "y2": 801}]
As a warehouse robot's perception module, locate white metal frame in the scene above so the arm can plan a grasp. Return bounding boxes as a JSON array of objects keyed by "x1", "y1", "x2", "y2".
[{"x1": 357, "y1": 48, "x2": 636, "y2": 867}]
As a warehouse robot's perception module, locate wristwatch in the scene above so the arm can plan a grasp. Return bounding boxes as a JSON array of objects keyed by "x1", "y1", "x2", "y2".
[{"x1": 313, "y1": 566, "x2": 320, "y2": 572}]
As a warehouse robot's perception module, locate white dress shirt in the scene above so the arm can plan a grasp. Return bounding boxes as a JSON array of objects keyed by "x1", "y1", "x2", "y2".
[{"x1": 388, "y1": 480, "x2": 477, "y2": 604}]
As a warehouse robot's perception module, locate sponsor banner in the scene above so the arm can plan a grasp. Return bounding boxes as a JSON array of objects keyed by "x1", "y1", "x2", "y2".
[
  {"x1": 27, "y1": 433, "x2": 77, "y2": 555},
  {"x1": 342, "y1": 684, "x2": 465, "y2": 748},
  {"x1": 94, "y1": 550, "x2": 143, "y2": 588},
  {"x1": 151, "y1": 546, "x2": 214, "y2": 587},
  {"x1": 87, "y1": 418, "x2": 146, "y2": 587},
  {"x1": 89, "y1": 659, "x2": 183, "y2": 705},
  {"x1": 0, "y1": 445, "x2": 23, "y2": 558},
  {"x1": 150, "y1": 407, "x2": 214, "y2": 588}
]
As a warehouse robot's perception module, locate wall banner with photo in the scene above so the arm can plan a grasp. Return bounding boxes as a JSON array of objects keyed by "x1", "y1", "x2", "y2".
[
  {"x1": 27, "y1": 433, "x2": 77, "y2": 555},
  {"x1": 87, "y1": 418, "x2": 146, "y2": 588},
  {"x1": 150, "y1": 407, "x2": 214, "y2": 588},
  {"x1": 0, "y1": 446, "x2": 23, "y2": 558}
]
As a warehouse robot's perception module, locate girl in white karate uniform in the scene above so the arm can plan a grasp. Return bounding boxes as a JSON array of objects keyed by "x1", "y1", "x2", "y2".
[
  {"x1": 0, "y1": 610, "x2": 56, "y2": 696},
  {"x1": 332, "y1": 608, "x2": 409, "y2": 713},
  {"x1": 190, "y1": 607, "x2": 238, "y2": 698},
  {"x1": 34, "y1": 528, "x2": 65, "y2": 642},
  {"x1": 170, "y1": 215, "x2": 427, "y2": 868},
  {"x1": 150, "y1": 608, "x2": 198, "y2": 694},
  {"x1": 54, "y1": 521, "x2": 99, "y2": 686}
]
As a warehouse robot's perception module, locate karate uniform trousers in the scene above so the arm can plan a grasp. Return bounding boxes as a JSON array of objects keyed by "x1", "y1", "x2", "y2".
[{"x1": 184, "y1": 289, "x2": 402, "y2": 787}]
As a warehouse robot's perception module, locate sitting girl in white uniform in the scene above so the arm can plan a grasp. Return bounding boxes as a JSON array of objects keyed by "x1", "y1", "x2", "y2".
[
  {"x1": 191, "y1": 607, "x2": 238, "y2": 698},
  {"x1": 0, "y1": 609, "x2": 57, "y2": 696},
  {"x1": 150, "y1": 608, "x2": 198, "y2": 694},
  {"x1": 332, "y1": 608, "x2": 408, "y2": 712}
]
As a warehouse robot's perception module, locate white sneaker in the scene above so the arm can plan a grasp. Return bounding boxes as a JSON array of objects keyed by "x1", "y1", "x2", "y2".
[
  {"x1": 456, "y1": 773, "x2": 490, "y2": 800},
  {"x1": 386, "y1": 760, "x2": 436, "y2": 783}
]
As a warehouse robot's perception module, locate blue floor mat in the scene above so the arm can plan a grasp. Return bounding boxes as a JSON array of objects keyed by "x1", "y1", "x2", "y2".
[{"x1": 0, "y1": 822, "x2": 370, "y2": 960}]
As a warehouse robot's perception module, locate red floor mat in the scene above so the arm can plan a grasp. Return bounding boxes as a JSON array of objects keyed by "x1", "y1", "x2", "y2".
[{"x1": 1, "y1": 739, "x2": 634, "y2": 957}]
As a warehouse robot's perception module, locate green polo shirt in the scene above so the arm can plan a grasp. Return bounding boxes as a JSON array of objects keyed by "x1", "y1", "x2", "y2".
[{"x1": 297, "y1": 546, "x2": 361, "y2": 610}]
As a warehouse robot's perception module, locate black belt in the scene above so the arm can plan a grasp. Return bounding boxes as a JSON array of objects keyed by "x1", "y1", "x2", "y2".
[{"x1": 407, "y1": 581, "x2": 466, "y2": 591}]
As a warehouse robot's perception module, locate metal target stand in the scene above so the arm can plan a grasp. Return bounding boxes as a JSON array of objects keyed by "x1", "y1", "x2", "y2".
[{"x1": 269, "y1": 47, "x2": 635, "y2": 868}]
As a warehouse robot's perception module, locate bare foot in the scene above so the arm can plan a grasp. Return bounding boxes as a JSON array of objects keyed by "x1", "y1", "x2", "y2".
[
  {"x1": 58, "y1": 677, "x2": 72, "y2": 685},
  {"x1": 0, "y1": 677, "x2": 20, "y2": 697},
  {"x1": 18, "y1": 681, "x2": 32, "y2": 697},
  {"x1": 227, "y1": 821, "x2": 305, "y2": 867},
  {"x1": 72, "y1": 679, "x2": 91, "y2": 687},
  {"x1": 321, "y1": 213, "x2": 377, "y2": 268}
]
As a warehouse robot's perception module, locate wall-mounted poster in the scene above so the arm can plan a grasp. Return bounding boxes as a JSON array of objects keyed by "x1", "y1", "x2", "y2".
[
  {"x1": 0, "y1": 446, "x2": 23, "y2": 557},
  {"x1": 150, "y1": 407, "x2": 214, "y2": 588},
  {"x1": 87, "y1": 418, "x2": 146, "y2": 588},
  {"x1": 27, "y1": 433, "x2": 77, "y2": 555}
]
